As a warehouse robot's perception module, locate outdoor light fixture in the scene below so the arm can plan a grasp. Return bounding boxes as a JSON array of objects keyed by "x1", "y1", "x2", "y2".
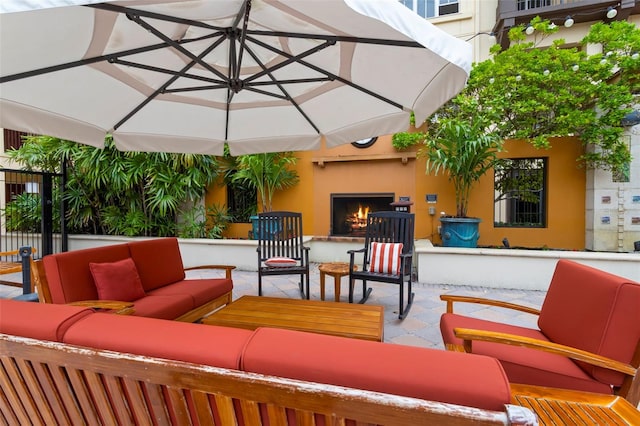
[
  {"x1": 525, "y1": 25, "x2": 534, "y2": 35},
  {"x1": 632, "y1": 52, "x2": 639, "y2": 60},
  {"x1": 606, "y1": 7, "x2": 618, "y2": 19},
  {"x1": 543, "y1": 69, "x2": 550, "y2": 76},
  {"x1": 564, "y1": 16, "x2": 574, "y2": 28}
]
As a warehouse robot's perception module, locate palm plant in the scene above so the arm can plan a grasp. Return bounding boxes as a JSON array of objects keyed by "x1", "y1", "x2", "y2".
[
  {"x1": 232, "y1": 152, "x2": 299, "y2": 212},
  {"x1": 420, "y1": 114, "x2": 502, "y2": 218}
]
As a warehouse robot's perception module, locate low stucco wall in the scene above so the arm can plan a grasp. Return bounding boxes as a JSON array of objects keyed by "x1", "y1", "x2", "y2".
[
  {"x1": 67, "y1": 235, "x2": 639, "y2": 291},
  {"x1": 415, "y1": 240, "x2": 640, "y2": 291}
]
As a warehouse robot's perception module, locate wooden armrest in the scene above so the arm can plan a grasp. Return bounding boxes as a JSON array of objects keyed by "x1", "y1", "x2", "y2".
[
  {"x1": 454, "y1": 327, "x2": 637, "y2": 377},
  {"x1": 68, "y1": 300, "x2": 134, "y2": 315},
  {"x1": 185, "y1": 264, "x2": 236, "y2": 280},
  {"x1": 440, "y1": 294, "x2": 541, "y2": 315}
]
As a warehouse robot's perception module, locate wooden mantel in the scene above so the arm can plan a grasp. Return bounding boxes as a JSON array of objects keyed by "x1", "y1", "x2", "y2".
[{"x1": 312, "y1": 152, "x2": 417, "y2": 167}]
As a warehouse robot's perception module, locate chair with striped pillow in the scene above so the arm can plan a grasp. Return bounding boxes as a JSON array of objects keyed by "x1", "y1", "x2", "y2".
[{"x1": 347, "y1": 211, "x2": 415, "y2": 319}]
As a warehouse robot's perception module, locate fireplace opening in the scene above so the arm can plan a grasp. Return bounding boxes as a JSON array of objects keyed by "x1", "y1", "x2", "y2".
[{"x1": 331, "y1": 193, "x2": 394, "y2": 236}]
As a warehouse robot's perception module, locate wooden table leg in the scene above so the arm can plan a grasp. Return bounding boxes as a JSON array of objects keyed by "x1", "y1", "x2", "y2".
[
  {"x1": 320, "y1": 271, "x2": 326, "y2": 301},
  {"x1": 334, "y1": 275, "x2": 341, "y2": 302}
]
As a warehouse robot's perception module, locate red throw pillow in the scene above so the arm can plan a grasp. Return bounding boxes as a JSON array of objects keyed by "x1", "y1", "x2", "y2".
[
  {"x1": 89, "y1": 258, "x2": 146, "y2": 302},
  {"x1": 265, "y1": 257, "x2": 297, "y2": 267},
  {"x1": 368, "y1": 242, "x2": 403, "y2": 275}
]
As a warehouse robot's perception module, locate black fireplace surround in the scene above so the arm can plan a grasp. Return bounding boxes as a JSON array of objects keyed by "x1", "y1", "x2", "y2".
[{"x1": 331, "y1": 193, "x2": 394, "y2": 236}]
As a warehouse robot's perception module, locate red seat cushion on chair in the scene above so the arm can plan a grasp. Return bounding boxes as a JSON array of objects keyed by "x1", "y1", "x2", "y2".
[
  {"x1": 89, "y1": 258, "x2": 146, "y2": 302},
  {"x1": 441, "y1": 312, "x2": 613, "y2": 395},
  {"x1": 538, "y1": 259, "x2": 640, "y2": 386},
  {"x1": 241, "y1": 327, "x2": 511, "y2": 411}
]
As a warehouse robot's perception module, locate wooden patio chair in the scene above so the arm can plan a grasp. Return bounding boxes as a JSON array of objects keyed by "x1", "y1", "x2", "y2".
[
  {"x1": 348, "y1": 211, "x2": 415, "y2": 319},
  {"x1": 256, "y1": 211, "x2": 310, "y2": 299},
  {"x1": 440, "y1": 259, "x2": 640, "y2": 406}
]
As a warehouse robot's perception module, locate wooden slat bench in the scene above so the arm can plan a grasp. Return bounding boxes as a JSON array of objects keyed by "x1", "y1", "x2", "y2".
[{"x1": 0, "y1": 334, "x2": 536, "y2": 425}]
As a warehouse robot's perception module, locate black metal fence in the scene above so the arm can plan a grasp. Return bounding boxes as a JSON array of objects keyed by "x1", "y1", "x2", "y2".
[{"x1": 0, "y1": 168, "x2": 66, "y2": 295}]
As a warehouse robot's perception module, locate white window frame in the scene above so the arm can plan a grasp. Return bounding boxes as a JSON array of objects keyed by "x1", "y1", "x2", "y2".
[{"x1": 399, "y1": 0, "x2": 459, "y2": 19}]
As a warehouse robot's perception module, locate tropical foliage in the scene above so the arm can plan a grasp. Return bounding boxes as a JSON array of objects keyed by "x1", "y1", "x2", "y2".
[
  {"x1": 420, "y1": 113, "x2": 502, "y2": 217},
  {"x1": 4, "y1": 135, "x2": 222, "y2": 237},
  {"x1": 231, "y1": 152, "x2": 300, "y2": 212}
]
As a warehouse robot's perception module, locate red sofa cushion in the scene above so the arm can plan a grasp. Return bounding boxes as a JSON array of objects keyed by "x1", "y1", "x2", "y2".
[
  {"x1": 441, "y1": 313, "x2": 613, "y2": 395},
  {"x1": 538, "y1": 259, "x2": 640, "y2": 386},
  {"x1": 147, "y1": 278, "x2": 232, "y2": 307},
  {"x1": 89, "y1": 257, "x2": 146, "y2": 302},
  {"x1": 63, "y1": 313, "x2": 253, "y2": 370},
  {"x1": 129, "y1": 294, "x2": 195, "y2": 320},
  {"x1": 240, "y1": 327, "x2": 511, "y2": 412},
  {"x1": 0, "y1": 299, "x2": 93, "y2": 342},
  {"x1": 43, "y1": 244, "x2": 131, "y2": 303},
  {"x1": 128, "y1": 238, "x2": 186, "y2": 291}
]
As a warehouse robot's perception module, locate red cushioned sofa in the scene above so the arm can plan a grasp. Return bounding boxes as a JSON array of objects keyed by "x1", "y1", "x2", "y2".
[
  {"x1": 0, "y1": 299, "x2": 535, "y2": 425},
  {"x1": 38, "y1": 237, "x2": 234, "y2": 322}
]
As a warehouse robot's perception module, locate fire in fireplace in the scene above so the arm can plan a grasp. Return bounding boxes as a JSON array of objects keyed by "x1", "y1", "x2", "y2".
[{"x1": 331, "y1": 193, "x2": 394, "y2": 236}]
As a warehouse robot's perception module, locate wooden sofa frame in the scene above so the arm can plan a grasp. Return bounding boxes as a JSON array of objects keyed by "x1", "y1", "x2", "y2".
[
  {"x1": 31, "y1": 259, "x2": 234, "y2": 323},
  {"x1": 0, "y1": 334, "x2": 537, "y2": 425}
]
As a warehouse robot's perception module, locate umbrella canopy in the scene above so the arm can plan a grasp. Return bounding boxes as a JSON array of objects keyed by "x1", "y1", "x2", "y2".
[{"x1": 0, "y1": 0, "x2": 471, "y2": 155}]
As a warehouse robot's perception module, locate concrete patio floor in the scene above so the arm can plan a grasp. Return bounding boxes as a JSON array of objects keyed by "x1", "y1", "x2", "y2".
[{"x1": 0, "y1": 265, "x2": 546, "y2": 350}]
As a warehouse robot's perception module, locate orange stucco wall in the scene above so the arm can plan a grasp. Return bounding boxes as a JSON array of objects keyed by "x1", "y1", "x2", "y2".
[{"x1": 211, "y1": 135, "x2": 586, "y2": 250}]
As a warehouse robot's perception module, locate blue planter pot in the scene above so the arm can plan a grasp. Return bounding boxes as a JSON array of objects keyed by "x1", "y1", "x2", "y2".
[
  {"x1": 250, "y1": 215, "x2": 281, "y2": 240},
  {"x1": 440, "y1": 217, "x2": 481, "y2": 248}
]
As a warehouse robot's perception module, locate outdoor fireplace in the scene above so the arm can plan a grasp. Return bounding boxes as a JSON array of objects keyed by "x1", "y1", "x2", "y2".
[{"x1": 331, "y1": 193, "x2": 394, "y2": 236}]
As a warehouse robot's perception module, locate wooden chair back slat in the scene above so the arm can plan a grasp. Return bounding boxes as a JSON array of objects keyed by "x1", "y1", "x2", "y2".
[
  {"x1": 361, "y1": 211, "x2": 414, "y2": 272},
  {"x1": 257, "y1": 211, "x2": 305, "y2": 260},
  {"x1": 145, "y1": 383, "x2": 171, "y2": 425},
  {"x1": 122, "y1": 378, "x2": 154, "y2": 426},
  {"x1": 49, "y1": 365, "x2": 86, "y2": 424},
  {"x1": 1, "y1": 358, "x2": 35, "y2": 425}
]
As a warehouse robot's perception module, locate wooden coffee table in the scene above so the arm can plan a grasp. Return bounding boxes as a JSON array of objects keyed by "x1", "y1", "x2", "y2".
[{"x1": 202, "y1": 295, "x2": 384, "y2": 342}]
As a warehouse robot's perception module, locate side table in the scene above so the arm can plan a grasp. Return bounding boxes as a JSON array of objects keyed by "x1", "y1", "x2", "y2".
[{"x1": 318, "y1": 262, "x2": 357, "y2": 302}]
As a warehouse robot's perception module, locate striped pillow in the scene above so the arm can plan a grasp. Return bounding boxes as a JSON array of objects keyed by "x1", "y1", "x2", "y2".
[{"x1": 368, "y1": 242, "x2": 403, "y2": 275}]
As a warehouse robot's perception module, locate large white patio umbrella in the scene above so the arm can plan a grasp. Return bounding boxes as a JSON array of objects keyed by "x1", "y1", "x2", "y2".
[{"x1": 0, "y1": 0, "x2": 471, "y2": 155}]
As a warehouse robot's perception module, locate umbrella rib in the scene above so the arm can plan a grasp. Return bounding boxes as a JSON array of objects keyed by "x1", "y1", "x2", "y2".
[
  {"x1": 112, "y1": 59, "x2": 225, "y2": 85},
  {"x1": 233, "y1": 0, "x2": 252, "y2": 82},
  {"x1": 86, "y1": 3, "x2": 227, "y2": 32},
  {"x1": 245, "y1": 29, "x2": 424, "y2": 48},
  {"x1": 246, "y1": 35, "x2": 403, "y2": 111},
  {"x1": 243, "y1": 40, "x2": 336, "y2": 85},
  {"x1": 129, "y1": 14, "x2": 229, "y2": 82},
  {"x1": 113, "y1": 36, "x2": 225, "y2": 131},
  {"x1": 243, "y1": 45, "x2": 320, "y2": 134},
  {"x1": 1, "y1": 41, "x2": 180, "y2": 84}
]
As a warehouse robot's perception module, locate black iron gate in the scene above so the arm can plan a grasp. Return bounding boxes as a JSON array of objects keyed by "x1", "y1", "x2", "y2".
[{"x1": 0, "y1": 168, "x2": 67, "y2": 293}]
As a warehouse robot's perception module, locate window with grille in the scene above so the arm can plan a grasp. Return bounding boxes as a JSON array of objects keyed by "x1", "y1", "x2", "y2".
[
  {"x1": 517, "y1": 0, "x2": 551, "y2": 11},
  {"x1": 226, "y1": 182, "x2": 256, "y2": 223},
  {"x1": 399, "y1": 0, "x2": 459, "y2": 19},
  {"x1": 494, "y1": 158, "x2": 546, "y2": 228}
]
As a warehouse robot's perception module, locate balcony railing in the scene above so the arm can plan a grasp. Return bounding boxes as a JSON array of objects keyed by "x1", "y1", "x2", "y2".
[{"x1": 493, "y1": 0, "x2": 640, "y2": 49}]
